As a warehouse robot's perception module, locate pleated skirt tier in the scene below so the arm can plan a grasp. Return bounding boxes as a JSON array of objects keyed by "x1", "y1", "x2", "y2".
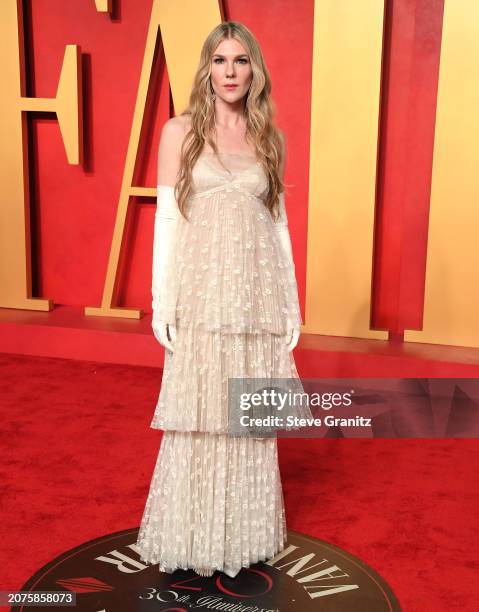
[
  {"x1": 135, "y1": 429, "x2": 287, "y2": 578},
  {"x1": 150, "y1": 323, "x2": 310, "y2": 433}
]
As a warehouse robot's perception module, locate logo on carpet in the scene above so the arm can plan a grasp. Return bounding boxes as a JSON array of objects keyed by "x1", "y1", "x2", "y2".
[{"x1": 11, "y1": 528, "x2": 401, "y2": 610}]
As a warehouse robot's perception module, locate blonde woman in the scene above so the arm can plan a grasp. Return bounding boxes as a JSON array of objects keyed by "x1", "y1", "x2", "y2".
[{"x1": 136, "y1": 20, "x2": 308, "y2": 579}]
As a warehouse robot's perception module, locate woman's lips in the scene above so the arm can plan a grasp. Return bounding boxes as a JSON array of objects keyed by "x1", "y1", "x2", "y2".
[{"x1": 224, "y1": 85, "x2": 238, "y2": 89}]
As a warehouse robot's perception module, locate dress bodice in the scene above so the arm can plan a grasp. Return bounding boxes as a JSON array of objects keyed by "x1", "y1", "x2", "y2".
[
  {"x1": 156, "y1": 147, "x2": 303, "y2": 335},
  {"x1": 190, "y1": 150, "x2": 270, "y2": 202}
]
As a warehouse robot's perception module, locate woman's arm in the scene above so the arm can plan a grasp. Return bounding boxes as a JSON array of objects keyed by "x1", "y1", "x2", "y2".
[
  {"x1": 151, "y1": 118, "x2": 184, "y2": 351},
  {"x1": 273, "y1": 132, "x2": 302, "y2": 351}
]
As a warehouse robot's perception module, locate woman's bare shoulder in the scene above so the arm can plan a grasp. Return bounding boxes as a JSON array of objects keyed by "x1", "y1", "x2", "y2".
[
  {"x1": 160, "y1": 114, "x2": 192, "y2": 156},
  {"x1": 163, "y1": 113, "x2": 191, "y2": 135},
  {"x1": 157, "y1": 114, "x2": 192, "y2": 184}
]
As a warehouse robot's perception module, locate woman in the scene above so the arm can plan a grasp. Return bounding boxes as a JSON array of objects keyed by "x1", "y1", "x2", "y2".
[{"x1": 136, "y1": 20, "x2": 309, "y2": 579}]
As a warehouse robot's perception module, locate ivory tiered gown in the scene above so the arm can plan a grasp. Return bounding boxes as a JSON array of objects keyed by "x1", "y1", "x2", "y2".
[{"x1": 135, "y1": 149, "x2": 309, "y2": 578}]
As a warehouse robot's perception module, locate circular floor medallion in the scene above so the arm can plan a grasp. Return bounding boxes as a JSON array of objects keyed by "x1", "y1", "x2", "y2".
[{"x1": 11, "y1": 528, "x2": 401, "y2": 611}]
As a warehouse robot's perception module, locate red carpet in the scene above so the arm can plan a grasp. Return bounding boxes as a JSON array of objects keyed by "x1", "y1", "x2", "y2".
[{"x1": 1, "y1": 352, "x2": 478, "y2": 610}]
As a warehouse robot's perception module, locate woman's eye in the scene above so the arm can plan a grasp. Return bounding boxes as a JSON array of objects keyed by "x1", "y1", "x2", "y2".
[{"x1": 213, "y1": 58, "x2": 249, "y2": 64}]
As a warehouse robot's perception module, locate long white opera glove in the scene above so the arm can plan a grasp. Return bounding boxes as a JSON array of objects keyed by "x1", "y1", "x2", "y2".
[
  {"x1": 151, "y1": 185, "x2": 181, "y2": 352},
  {"x1": 274, "y1": 192, "x2": 302, "y2": 351}
]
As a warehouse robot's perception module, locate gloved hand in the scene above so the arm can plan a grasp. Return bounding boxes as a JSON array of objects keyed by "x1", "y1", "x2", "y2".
[
  {"x1": 274, "y1": 192, "x2": 302, "y2": 352},
  {"x1": 151, "y1": 184, "x2": 181, "y2": 352}
]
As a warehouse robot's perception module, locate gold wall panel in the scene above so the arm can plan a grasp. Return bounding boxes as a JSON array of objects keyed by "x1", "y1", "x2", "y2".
[
  {"x1": 304, "y1": 0, "x2": 387, "y2": 340},
  {"x1": 405, "y1": 0, "x2": 479, "y2": 348}
]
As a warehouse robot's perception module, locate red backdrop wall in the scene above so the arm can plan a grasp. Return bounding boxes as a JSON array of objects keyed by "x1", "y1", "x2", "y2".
[{"x1": 26, "y1": 0, "x2": 444, "y2": 336}]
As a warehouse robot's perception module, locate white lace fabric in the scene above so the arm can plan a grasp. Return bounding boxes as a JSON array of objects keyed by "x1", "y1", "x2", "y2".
[
  {"x1": 136, "y1": 149, "x2": 308, "y2": 578},
  {"x1": 152, "y1": 151, "x2": 303, "y2": 332},
  {"x1": 135, "y1": 431, "x2": 287, "y2": 577}
]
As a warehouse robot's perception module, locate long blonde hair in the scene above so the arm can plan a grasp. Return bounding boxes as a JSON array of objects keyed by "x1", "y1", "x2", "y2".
[{"x1": 174, "y1": 21, "x2": 286, "y2": 221}]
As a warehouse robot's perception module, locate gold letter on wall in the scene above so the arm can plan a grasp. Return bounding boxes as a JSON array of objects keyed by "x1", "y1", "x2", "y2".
[
  {"x1": 94, "y1": 0, "x2": 112, "y2": 13},
  {"x1": 86, "y1": 0, "x2": 222, "y2": 319},
  {"x1": 0, "y1": 0, "x2": 83, "y2": 311}
]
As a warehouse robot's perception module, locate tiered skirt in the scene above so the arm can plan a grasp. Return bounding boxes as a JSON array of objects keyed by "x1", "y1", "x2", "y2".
[{"x1": 135, "y1": 323, "x2": 310, "y2": 577}]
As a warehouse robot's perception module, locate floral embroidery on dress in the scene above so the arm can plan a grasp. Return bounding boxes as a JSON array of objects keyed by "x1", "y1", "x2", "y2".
[{"x1": 136, "y1": 149, "x2": 309, "y2": 578}]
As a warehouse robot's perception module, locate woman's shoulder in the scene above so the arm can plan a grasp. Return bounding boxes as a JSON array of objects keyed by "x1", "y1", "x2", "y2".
[
  {"x1": 160, "y1": 114, "x2": 192, "y2": 156},
  {"x1": 162, "y1": 113, "x2": 192, "y2": 135}
]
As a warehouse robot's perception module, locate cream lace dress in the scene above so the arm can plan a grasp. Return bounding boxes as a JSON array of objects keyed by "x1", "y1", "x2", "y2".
[{"x1": 135, "y1": 148, "x2": 309, "y2": 578}]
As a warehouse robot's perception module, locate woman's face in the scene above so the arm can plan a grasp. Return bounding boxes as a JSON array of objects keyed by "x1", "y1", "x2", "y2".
[{"x1": 210, "y1": 38, "x2": 253, "y2": 105}]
